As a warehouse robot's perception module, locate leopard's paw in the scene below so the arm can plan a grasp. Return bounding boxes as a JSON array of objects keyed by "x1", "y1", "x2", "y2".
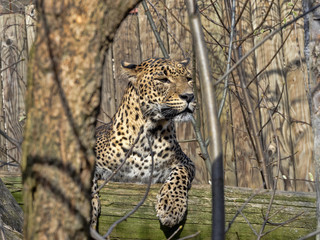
[{"x1": 156, "y1": 183, "x2": 188, "y2": 228}]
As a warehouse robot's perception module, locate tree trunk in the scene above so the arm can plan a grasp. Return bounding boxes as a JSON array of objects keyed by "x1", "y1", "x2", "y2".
[{"x1": 22, "y1": 1, "x2": 140, "y2": 239}]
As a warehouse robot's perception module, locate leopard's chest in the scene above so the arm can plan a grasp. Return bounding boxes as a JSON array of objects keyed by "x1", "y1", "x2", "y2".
[{"x1": 96, "y1": 127, "x2": 178, "y2": 184}]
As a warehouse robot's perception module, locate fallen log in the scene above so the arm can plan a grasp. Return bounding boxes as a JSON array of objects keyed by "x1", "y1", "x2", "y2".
[{"x1": 2, "y1": 176, "x2": 316, "y2": 239}]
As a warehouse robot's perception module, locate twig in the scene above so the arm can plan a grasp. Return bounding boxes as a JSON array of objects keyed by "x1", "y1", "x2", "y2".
[
  {"x1": 178, "y1": 138, "x2": 197, "y2": 143},
  {"x1": 167, "y1": 225, "x2": 183, "y2": 240},
  {"x1": 0, "y1": 58, "x2": 25, "y2": 73},
  {"x1": 159, "y1": 0, "x2": 191, "y2": 33},
  {"x1": 246, "y1": 23, "x2": 294, "y2": 89},
  {"x1": 217, "y1": 0, "x2": 236, "y2": 118},
  {"x1": 298, "y1": 229, "x2": 320, "y2": 240},
  {"x1": 96, "y1": 119, "x2": 110, "y2": 125},
  {"x1": 90, "y1": 228, "x2": 105, "y2": 240},
  {"x1": 264, "y1": 211, "x2": 305, "y2": 227},
  {"x1": 146, "y1": 0, "x2": 186, "y2": 58},
  {"x1": 239, "y1": 210, "x2": 258, "y2": 236},
  {"x1": 210, "y1": 0, "x2": 230, "y2": 34},
  {"x1": 225, "y1": 189, "x2": 266, "y2": 233},
  {"x1": 92, "y1": 127, "x2": 143, "y2": 195},
  {"x1": 190, "y1": 116, "x2": 211, "y2": 176},
  {"x1": 261, "y1": 211, "x2": 305, "y2": 237},
  {"x1": 0, "y1": 129, "x2": 21, "y2": 150},
  {"x1": 103, "y1": 133, "x2": 154, "y2": 238},
  {"x1": 214, "y1": 3, "x2": 320, "y2": 87},
  {"x1": 257, "y1": 95, "x2": 283, "y2": 239},
  {"x1": 235, "y1": 48, "x2": 269, "y2": 189},
  {"x1": 177, "y1": 231, "x2": 200, "y2": 240},
  {"x1": 142, "y1": 0, "x2": 169, "y2": 58},
  {"x1": 234, "y1": 0, "x2": 249, "y2": 29}
]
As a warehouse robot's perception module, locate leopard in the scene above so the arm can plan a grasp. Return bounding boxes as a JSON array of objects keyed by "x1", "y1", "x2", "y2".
[{"x1": 91, "y1": 58, "x2": 196, "y2": 230}]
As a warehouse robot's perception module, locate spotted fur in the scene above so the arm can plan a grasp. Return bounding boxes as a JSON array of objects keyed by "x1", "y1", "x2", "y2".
[{"x1": 91, "y1": 58, "x2": 195, "y2": 229}]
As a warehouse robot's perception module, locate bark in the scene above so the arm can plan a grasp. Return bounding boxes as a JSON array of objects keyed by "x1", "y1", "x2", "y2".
[{"x1": 22, "y1": 0, "x2": 140, "y2": 239}]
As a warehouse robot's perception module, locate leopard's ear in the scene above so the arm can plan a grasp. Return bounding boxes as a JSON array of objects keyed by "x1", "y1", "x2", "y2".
[
  {"x1": 121, "y1": 61, "x2": 138, "y2": 75},
  {"x1": 121, "y1": 61, "x2": 139, "y2": 86},
  {"x1": 180, "y1": 58, "x2": 190, "y2": 67}
]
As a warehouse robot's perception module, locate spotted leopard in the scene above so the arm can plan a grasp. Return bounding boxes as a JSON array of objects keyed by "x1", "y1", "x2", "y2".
[{"x1": 91, "y1": 58, "x2": 196, "y2": 229}]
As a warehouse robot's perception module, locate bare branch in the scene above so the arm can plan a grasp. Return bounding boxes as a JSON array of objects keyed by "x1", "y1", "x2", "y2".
[
  {"x1": 298, "y1": 229, "x2": 320, "y2": 240},
  {"x1": 177, "y1": 231, "x2": 200, "y2": 240},
  {"x1": 92, "y1": 127, "x2": 143, "y2": 195},
  {"x1": 217, "y1": 0, "x2": 236, "y2": 118},
  {"x1": 225, "y1": 189, "x2": 266, "y2": 233},
  {"x1": 167, "y1": 225, "x2": 183, "y2": 240},
  {"x1": 142, "y1": 0, "x2": 169, "y2": 58},
  {"x1": 215, "y1": 3, "x2": 320, "y2": 87},
  {"x1": 103, "y1": 133, "x2": 155, "y2": 238},
  {"x1": 187, "y1": 1, "x2": 224, "y2": 238},
  {"x1": 0, "y1": 129, "x2": 21, "y2": 150}
]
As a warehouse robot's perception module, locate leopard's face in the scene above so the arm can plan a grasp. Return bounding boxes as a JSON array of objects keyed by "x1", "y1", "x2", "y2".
[{"x1": 122, "y1": 58, "x2": 195, "y2": 121}]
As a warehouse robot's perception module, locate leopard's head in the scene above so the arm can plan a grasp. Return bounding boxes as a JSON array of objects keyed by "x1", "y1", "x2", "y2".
[{"x1": 122, "y1": 58, "x2": 195, "y2": 121}]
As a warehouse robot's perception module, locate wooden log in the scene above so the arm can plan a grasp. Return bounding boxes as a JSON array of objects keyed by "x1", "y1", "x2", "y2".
[
  {"x1": 2, "y1": 176, "x2": 316, "y2": 239},
  {"x1": 0, "y1": 178, "x2": 23, "y2": 240}
]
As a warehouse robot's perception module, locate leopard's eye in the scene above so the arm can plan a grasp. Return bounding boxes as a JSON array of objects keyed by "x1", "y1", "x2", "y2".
[
  {"x1": 187, "y1": 77, "x2": 192, "y2": 82},
  {"x1": 156, "y1": 78, "x2": 171, "y2": 83}
]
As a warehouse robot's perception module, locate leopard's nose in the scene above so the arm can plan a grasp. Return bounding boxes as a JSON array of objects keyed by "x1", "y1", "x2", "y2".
[{"x1": 179, "y1": 93, "x2": 194, "y2": 103}]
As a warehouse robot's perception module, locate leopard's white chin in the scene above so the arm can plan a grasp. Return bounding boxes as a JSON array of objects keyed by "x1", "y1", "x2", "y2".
[{"x1": 173, "y1": 112, "x2": 193, "y2": 122}]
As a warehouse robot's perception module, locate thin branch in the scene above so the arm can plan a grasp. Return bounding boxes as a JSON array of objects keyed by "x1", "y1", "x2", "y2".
[
  {"x1": 260, "y1": 211, "x2": 305, "y2": 237},
  {"x1": 177, "y1": 231, "x2": 200, "y2": 240},
  {"x1": 264, "y1": 211, "x2": 305, "y2": 227},
  {"x1": 298, "y1": 229, "x2": 320, "y2": 240},
  {"x1": 103, "y1": 133, "x2": 154, "y2": 238},
  {"x1": 0, "y1": 58, "x2": 24, "y2": 73},
  {"x1": 217, "y1": 0, "x2": 236, "y2": 118},
  {"x1": 159, "y1": 0, "x2": 191, "y2": 33},
  {"x1": 237, "y1": 0, "x2": 274, "y2": 48},
  {"x1": 235, "y1": 48, "x2": 269, "y2": 189},
  {"x1": 211, "y1": 0, "x2": 229, "y2": 34},
  {"x1": 146, "y1": 0, "x2": 186, "y2": 57},
  {"x1": 89, "y1": 228, "x2": 105, "y2": 240},
  {"x1": 239, "y1": 210, "x2": 258, "y2": 236},
  {"x1": 178, "y1": 138, "x2": 197, "y2": 143},
  {"x1": 167, "y1": 225, "x2": 183, "y2": 240},
  {"x1": 92, "y1": 127, "x2": 143, "y2": 195},
  {"x1": 191, "y1": 116, "x2": 211, "y2": 176},
  {"x1": 225, "y1": 189, "x2": 266, "y2": 233},
  {"x1": 0, "y1": 129, "x2": 21, "y2": 150},
  {"x1": 214, "y1": 3, "x2": 320, "y2": 87},
  {"x1": 142, "y1": 0, "x2": 169, "y2": 58},
  {"x1": 257, "y1": 95, "x2": 283, "y2": 239},
  {"x1": 246, "y1": 23, "x2": 294, "y2": 89},
  {"x1": 234, "y1": 0, "x2": 249, "y2": 29}
]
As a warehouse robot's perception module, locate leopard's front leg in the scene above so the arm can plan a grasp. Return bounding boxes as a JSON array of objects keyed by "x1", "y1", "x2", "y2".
[
  {"x1": 90, "y1": 171, "x2": 101, "y2": 230},
  {"x1": 156, "y1": 161, "x2": 195, "y2": 227}
]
